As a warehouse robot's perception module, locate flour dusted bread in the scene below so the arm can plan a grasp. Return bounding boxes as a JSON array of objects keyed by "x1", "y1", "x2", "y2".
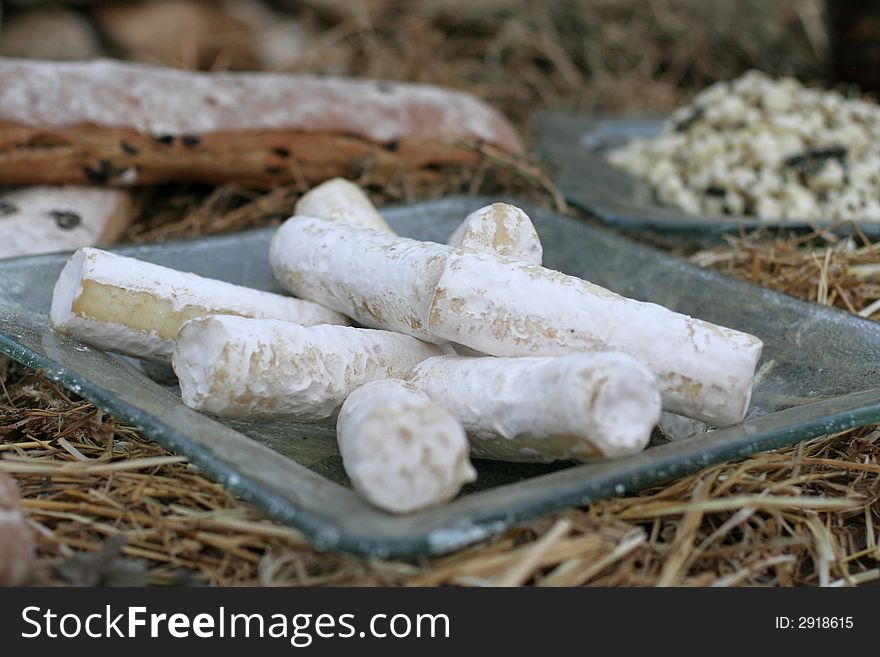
[
  {"x1": 0, "y1": 58, "x2": 524, "y2": 187},
  {"x1": 0, "y1": 186, "x2": 132, "y2": 259}
]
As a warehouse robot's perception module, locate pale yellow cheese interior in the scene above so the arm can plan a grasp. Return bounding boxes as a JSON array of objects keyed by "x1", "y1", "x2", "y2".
[{"x1": 72, "y1": 280, "x2": 243, "y2": 339}]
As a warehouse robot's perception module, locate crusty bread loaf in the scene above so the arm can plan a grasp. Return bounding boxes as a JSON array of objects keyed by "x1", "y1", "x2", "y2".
[
  {"x1": 0, "y1": 471, "x2": 33, "y2": 586},
  {"x1": 0, "y1": 186, "x2": 133, "y2": 259},
  {"x1": 0, "y1": 58, "x2": 524, "y2": 187}
]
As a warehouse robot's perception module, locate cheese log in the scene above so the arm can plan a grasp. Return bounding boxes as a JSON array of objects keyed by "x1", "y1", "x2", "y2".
[
  {"x1": 446, "y1": 206, "x2": 703, "y2": 434},
  {"x1": 447, "y1": 202, "x2": 542, "y2": 265},
  {"x1": 0, "y1": 7, "x2": 102, "y2": 62},
  {"x1": 269, "y1": 215, "x2": 449, "y2": 343},
  {"x1": 407, "y1": 353, "x2": 661, "y2": 462},
  {"x1": 337, "y1": 379, "x2": 476, "y2": 513},
  {"x1": 0, "y1": 186, "x2": 132, "y2": 260},
  {"x1": 0, "y1": 471, "x2": 33, "y2": 586},
  {"x1": 50, "y1": 247, "x2": 349, "y2": 361},
  {"x1": 446, "y1": 201, "x2": 541, "y2": 355},
  {"x1": 0, "y1": 58, "x2": 523, "y2": 187},
  {"x1": 173, "y1": 316, "x2": 442, "y2": 419},
  {"x1": 427, "y1": 252, "x2": 763, "y2": 426},
  {"x1": 295, "y1": 178, "x2": 392, "y2": 234}
]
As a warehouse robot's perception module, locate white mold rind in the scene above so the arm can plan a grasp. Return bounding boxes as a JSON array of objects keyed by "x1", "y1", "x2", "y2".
[
  {"x1": 337, "y1": 379, "x2": 476, "y2": 514},
  {"x1": 0, "y1": 186, "x2": 131, "y2": 259},
  {"x1": 427, "y1": 251, "x2": 763, "y2": 426},
  {"x1": 447, "y1": 202, "x2": 542, "y2": 265},
  {"x1": 173, "y1": 316, "x2": 442, "y2": 419},
  {"x1": 294, "y1": 178, "x2": 392, "y2": 233},
  {"x1": 408, "y1": 353, "x2": 661, "y2": 462},
  {"x1": 0, "y1": 58, "x2": 523, "y2": 154}
]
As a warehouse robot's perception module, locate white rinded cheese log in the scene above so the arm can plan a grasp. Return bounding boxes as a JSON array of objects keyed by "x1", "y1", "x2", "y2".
[
  {"x1": 447, "y1": 205, "x2": 707, "y2": 435},
  {"x1": 50, "y1": 247, "x2": 349, "y2": 361},
  {"x1": 294, "y1": 178, "x2": 392, "y2": 234},
  {"x1": 337, "y1": 379, "x2": 476, "y2": 513},
  {"x1": 658, "y1": 412, "x2": 710, "y2": 442},
  {"x1": 407, "y1": 353, "x2": 661, "y2": 462},
  {"x1": 269, "y1": 215, "x2": 449, "y2": 342},
  {"x1": 446, "y1": 202, "x2": 542, "y2": 356},
  {"x1": 427, "y1": 252, "x2": 763, "y2": 426},
  {"x1": 0, "y1": 186, "x2": 133, "y2": 259},
  {"x1": 447, "y1": 202, "x2": 542, "y2": 265},
  {"x1": 173, "y1": 316, "x2": 442, "y2": 419}
]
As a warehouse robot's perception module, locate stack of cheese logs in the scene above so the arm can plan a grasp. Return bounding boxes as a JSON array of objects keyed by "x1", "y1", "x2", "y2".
[
  {"x1": 0, "y1": 56, "x2": 523, "y2": 258},
  {"x1": 49, "y1": 178, "x2": 764, "y2": 514},
  {"x1": 0, "y1": 56, "x2": 530, "y2": 583}
]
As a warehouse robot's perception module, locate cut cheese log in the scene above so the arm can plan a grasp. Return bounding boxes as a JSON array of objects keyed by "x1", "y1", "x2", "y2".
[
  {"x1": 269, "y1": 215, "x2": 449, "y2": 342},
  {"x1": 173, "y1": 316, "x2": 442, "y2": 419},
  {"x1": 447, "y1": 202, "x2": 542, "y2": 265},
  {"x1": 407, "y1": 353, "x2": 661, "y2": 462},
  {"x1": 295, "y1": 178, "x2": 392, "y2": 234},
  {"x1": 427, "y1": 252, "x2": 763, "y2": 426},
  {"x1": 0, "y1": 186, "x2": 132, "y2": 259},
  {"x1": 657, "y1": 412, "x2": 711, "y2": 442},
  {"x1": 337, "y1": 379, "x2": 476, "y2": 513},
  {"x1": 50, "y1": 247, "x2": 349, "y2": 361}
]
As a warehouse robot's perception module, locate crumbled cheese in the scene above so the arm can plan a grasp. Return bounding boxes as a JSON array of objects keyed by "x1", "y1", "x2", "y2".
[{"x1": 609, "y1": 70, "x2": 880, "y2": 222}]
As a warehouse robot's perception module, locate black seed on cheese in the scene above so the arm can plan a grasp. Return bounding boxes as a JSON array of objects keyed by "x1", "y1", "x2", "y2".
[
  {"x1": 48, "y1": 210, "x2": 82, "y2": 229},
  {"x1": 83, "y1": 160, "x2": 111, "y2": 183}
]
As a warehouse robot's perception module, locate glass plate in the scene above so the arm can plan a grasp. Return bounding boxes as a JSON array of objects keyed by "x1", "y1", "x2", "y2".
[
  {"x1": 536, "y1": 110, "x2": 880, "y2": 236},
  {"x1": 2, "y1": 196, "x2": 880, "y2": 557}
]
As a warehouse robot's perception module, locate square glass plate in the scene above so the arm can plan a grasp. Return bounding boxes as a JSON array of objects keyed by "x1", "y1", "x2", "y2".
[
  {"x1": 2, "y1": 196, "x2": 880, "y2": 557},
  {"x1": 536, "y1": 110, "x2": 880, "y2": 236}
]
